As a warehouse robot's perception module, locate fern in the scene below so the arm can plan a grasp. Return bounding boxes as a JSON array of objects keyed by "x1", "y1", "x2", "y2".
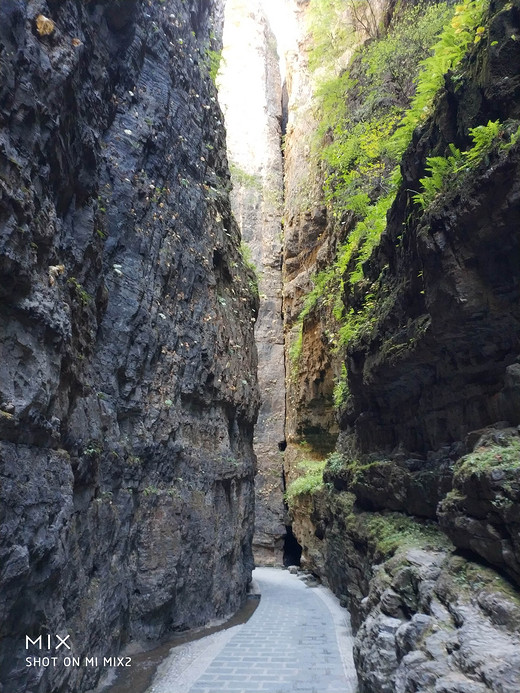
[
  {"x1": 390, "y1": 0, "x2": 488, "y2": 159},
  {"x1": 413, "y1": 145, "x2": 463, "y2": 208},
  {"x1": 414, "y1": 120, "x2": 519, "y2": 210},
  {"x1": 465, "y1": 120, "x2": 502, "y2": 163}
]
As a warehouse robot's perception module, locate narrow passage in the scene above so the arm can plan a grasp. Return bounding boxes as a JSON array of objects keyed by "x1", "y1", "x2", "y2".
[{"x1": 147, "y1": 568, "x2": 358, "y2": 693}]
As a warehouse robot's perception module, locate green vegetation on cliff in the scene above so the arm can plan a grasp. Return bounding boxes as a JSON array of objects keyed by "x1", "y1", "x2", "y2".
[
  {"x1": 285, "y1": 458, "x2": 326, "y2": 506},
  {"x1": 296, "y1": 0, "x2": 490, "y2": 406},
  {"x1": 414, "y1": 119, "x2": 520, "y2": 208},
  {"x1": 362, "y1": 511, "x2": 452, "y2": 558},
  {"x1": 314, "y1": 1, "x2": 452, "y2": 216},
  {"x1": 454, "y1": 436, "x2": 520, "y2": 481}
]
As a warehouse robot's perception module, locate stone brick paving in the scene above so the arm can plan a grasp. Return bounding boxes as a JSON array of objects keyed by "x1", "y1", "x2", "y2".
[{"x1": 187, "y1": 567, "x2": 357, "y2": 693}]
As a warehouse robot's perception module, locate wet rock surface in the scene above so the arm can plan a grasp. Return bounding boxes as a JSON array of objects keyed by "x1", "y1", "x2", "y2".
[{"x1": 0, "y1": 1, "x2": 258, "y2": 692}]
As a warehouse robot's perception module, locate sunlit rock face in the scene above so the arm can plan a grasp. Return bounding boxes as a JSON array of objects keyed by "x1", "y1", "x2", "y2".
[
  {"x1": 218, "y1": 0, "x2": 287, "y2": 564},
  {"x1": 0, "y1": 1, "x2": 259, "y2": 691}
]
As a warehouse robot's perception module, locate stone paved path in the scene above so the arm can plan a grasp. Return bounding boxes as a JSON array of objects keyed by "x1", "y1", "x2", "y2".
[{"x1": 148, "y1": 567, "x2": 358, "y2": 693}]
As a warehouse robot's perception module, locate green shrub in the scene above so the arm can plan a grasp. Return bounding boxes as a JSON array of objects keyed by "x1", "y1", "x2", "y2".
[
  {"x1": 325, "y1": 450, "x2": 346, "y2": 473},
  {"x1": 333, "y1": 364, "x2": 350, "y2": 408},
  {"x1": 307, "y1": 0, "x2": 354, "y2": 71},
  {"x1": 289, "y1": 322, "x2": 303, "y2": 369},
  {"x1": 285, "y1": 459, "x2": 327, "y2": 505},
  {"x1": 206, "y1": 48, "x2": 223, "y2": 84}
]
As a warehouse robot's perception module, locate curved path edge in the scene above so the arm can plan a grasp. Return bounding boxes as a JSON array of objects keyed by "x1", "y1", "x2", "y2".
[{"x1": 146, "y1": 567, "x2": 358, "y2": 693}]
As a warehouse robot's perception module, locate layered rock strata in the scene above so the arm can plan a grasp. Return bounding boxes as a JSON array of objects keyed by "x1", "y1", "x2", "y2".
[
  {"x1": 218, "y1": 0, "x2": 286, "y2": 564},
  {"x1": 0, "y1": 1, "x2": 258, "y2": 692}
]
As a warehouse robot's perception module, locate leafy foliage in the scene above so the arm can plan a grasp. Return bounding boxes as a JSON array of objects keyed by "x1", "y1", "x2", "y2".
[
  {"x1": 207, "y1": 48, "x2": 223, "y2": 84},
  {"x1": 317, "y1": 2, "x2": 452, "y2": 217},
  {"x1": 414, "y1": 120, "x2": 520, "y2": 208},
  {"x1": 285, "y1": 459, "x2": 326, "y2": 506},
  {"x1": 294, "y1": 0, "x2": 490, "y2": 399},
  {"x1": 413, "y1": 143, "x2": 464, "y2": 208},
  {"x1": 333, "y1": 364, "x2": 350, "y2": 408},
  {"x1": 307, "y1": 0, "x2": 354, "y2": 71},
  {"x1": 390, "y1": 0, "x2": 488, "y2": 156}
]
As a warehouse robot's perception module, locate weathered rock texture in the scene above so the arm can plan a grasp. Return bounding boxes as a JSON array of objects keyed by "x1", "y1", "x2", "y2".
[
  {"x1": 438, "y1": 427, "x2": 520, "y2": 587},
  {"x1": 282, "y1": 0, "x2": 338, "y2": 483},
  {"x1": 282, "y1": 0, "x2": 385, "y2": 480},
  {"x1": 292, "y1": 491, "x2": 520, "y2": 693},
  {"x1": 0, "y1": 1, "x2": 258, "y2": 692},
  {"x1": 285, "y1": 0, "x2": 520, "y2": 690},
  {"x1": 218, "y1": 0, "x2": 286, "y2": 564}
]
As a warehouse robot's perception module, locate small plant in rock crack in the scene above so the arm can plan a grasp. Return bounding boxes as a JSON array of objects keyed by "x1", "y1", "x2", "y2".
[
  {"x1": 224, "y1": 455, "x2": 240, "y2": 467},
  {"x1": 83, "y1": 443, "x2": 102, "y2": 457},
  {"x1": 67, "y1": 277, "x2": 92, "y2": 305},
  {"x1": 325, "y1": 451, "x2": 346, "y2": 474},
  {"x1": 333, "y1": 364, "x2": 350, "y2": 409},
  {"x1": 285, "y1": 459, "x2": 327, "y2": 507}
]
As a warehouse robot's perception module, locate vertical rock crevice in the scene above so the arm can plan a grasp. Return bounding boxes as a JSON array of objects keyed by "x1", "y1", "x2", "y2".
[{"x1": 217, "y1": 0, "x2": 288, "y2": 565}]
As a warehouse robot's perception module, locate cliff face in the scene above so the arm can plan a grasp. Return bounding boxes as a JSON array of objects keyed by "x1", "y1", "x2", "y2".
[
  {"x1": 282, "y1": 0, "x2": 339, "y2": 482},
  {"x1": 218, "y1": 0, "x2": 286, "y2": 565},
  {"x1": 292, "y1": 490, "x2": 520, "y2": 693},
  {"x1": 0, "y1": 1, "x2": 258, "y2": 692},
  {"x1": 284, "y1": 0, "x2": 520, "y2": 690},
  {"x1": 338, "y1": 0, "x2": 520, "y2": 575}
]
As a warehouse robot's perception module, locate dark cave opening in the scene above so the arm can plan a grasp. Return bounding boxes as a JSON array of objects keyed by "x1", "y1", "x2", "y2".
[{"x1": 283, "y1": 525, "x2": 302, "y2": 567}]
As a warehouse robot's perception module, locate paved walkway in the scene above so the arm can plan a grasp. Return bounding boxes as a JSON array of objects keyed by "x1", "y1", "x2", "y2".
[{"x1": 147, "y1": 567, "x2": 358, "y2": 693}]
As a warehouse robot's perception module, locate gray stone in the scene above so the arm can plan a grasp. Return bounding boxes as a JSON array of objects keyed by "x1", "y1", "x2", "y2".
[
  {"x1": 0, "y1": 2, "x2": 259, "y2": 692},
  {"x1": 218, "y1": 0, "x2": 286, "y2": 566}
]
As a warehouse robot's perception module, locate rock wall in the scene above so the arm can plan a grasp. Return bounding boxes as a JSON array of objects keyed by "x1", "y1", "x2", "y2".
[
  {"x1": 0, "y1": 1, "x2": 258, "y2": 692},
  {"x1": 282, "y1": 0, "x2": 339, "y2": 483},
  {"x1": 284, "y1": 0, "x2": 520, "y2": 690},
  {"x1": 217, "y1": 0, "x2": 286, "y2": 565},
  {"x1": 282, "y1": 0, "x2": 383, "y2": 479},
  {"x1": 292, "y1": 489, "x2": 520, "y2": 693}
]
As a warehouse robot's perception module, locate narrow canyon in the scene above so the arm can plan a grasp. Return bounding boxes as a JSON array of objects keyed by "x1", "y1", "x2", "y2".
[{"x1": 0, "y1": 0, "x2": 520, "y2": 692}]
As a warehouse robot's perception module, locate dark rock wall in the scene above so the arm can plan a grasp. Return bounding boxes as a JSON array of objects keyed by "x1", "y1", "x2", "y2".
[
  {"x1": 286, "y1": 0, "x2": 520, "y2": 690},
  {"x1": 344, "y1": 0, "x2": 520, "y2": 456},
  {"x1": 0, "y1": 1, "x2": 258, "y2": 692}
]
